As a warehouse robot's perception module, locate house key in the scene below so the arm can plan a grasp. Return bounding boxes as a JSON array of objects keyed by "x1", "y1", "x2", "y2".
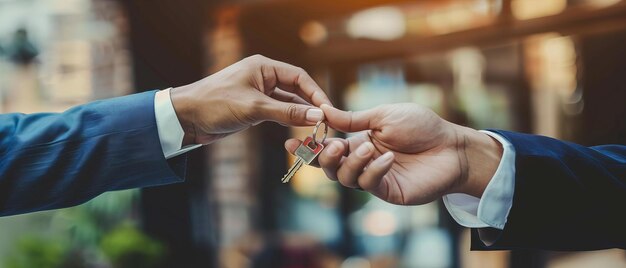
[{"x1": 281, "y1": 120, "x2": 328, "y2": 183}]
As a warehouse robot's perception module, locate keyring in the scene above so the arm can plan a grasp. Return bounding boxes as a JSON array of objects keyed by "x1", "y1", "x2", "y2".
[{"x1": 311, "y1": 120, "x2": 328, "y2": 145}]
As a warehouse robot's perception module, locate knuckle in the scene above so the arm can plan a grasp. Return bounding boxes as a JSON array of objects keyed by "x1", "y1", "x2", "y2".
[
  {"x1": 345, "y1": 155, "x2": 365, "y2": 168},
  {"x1": 297, "y1": 68, "x2": 311, "y2": 81},
  {"x1": 285, "y1": 104, "x2": 302, "y2": 121},
  {"x1": 248, "y1": 54, "x2": 266, "y2": 63},
  {"x1": 261, "y1": 65, "x2": 273, "y2": 82}
]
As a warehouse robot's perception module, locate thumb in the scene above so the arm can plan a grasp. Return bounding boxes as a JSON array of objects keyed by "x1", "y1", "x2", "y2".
[
  {"x1": 258, "y1": 98, "x2": 324, "y2": 126},
  {"x1": 321, "y1": 104, "x2": 377, "y2": 132}
]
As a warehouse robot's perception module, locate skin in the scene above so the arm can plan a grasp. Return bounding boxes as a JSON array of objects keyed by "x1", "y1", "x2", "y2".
[
  {"x1": 167, "y1": 53, "x2": 500, "y2": 205},
  {"x1": 285, "y1": 103, "x2": 503, "y2": 204},
  {"x1": 170, "y1": 55, "x2": 332, "y2": 146}
]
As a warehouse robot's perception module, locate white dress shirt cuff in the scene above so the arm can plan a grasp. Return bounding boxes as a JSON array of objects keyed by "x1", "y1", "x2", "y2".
[
  {"x1": 442, "y1": 130, "x2": 516, "y2": 230},
  {"x1": 154, "y1": 88, "x2": 202, "y2": 159}
]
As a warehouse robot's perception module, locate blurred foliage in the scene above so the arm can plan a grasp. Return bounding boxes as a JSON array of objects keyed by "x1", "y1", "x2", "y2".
[
  {"x1": 52, "y1": 190, "x2": 138, "y2": 247},
  {"x1": 5, "y1": 236, "x2": 68, "y2": 268},
  {"x1": 100, "y1": 224, "x2": 165, "y2": 268},
  {"x1": 2, "y1": 190, "x2": 167, "y2": 268},
  {"x1": 4, "y1": 223, "x2": 165, "y2": 268}
]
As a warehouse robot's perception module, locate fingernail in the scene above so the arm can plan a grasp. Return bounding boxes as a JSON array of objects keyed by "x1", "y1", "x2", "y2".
[
  {"x1": 356, "y1": 142, "x2": 374, "y2": 157},
  {"x1": 326, "y1": 143, "x2": 340, "y2": 155},
  {"x1": 306, "y1": 108, "x2": 324, "y2": 122},
  {"x1": 378, "y1": 151, "x2": 394, "y2": 163}
]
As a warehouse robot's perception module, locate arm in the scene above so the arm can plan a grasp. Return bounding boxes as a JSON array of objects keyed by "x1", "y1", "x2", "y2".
[
  {"x1": 293, "y1": 103, "x2": 626, "y2": 250},
  {"x1": 0, "y1": 55, "x2": 331, "y2": 216},
  {"x1": 0, "y1": 91, "x2": 186, "y2": 216},
  {"x1": 471, "y1": 130, "x2": 626, "y2": 251}
]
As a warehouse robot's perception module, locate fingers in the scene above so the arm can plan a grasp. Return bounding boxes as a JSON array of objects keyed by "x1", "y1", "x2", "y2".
[
  {"x1": 318, "y1": 141, "x2": 346, "y2": 181},
  {"x1": 285, "y1": 138, "x2": 348, "y2": 165},
  {"x1": 270, "y1": 89, "x2": 311, "y2": 106},
  {"x1": 284, "y1": 137, "x2": 394, "y2": 191},
  {"x1": 284, "y1": 138, "x2": 347, "y2": 153},
  {"x1": 284, "y1": 138, "x2": 303, "y2": 154},
  {"x1": 252, "y1": 55, "x2": 332, "y2": 107},
  {"x1": 357, "y1": 152, "x2": 394, "y2": 192},
  {"x1": 321, "y1": 104, "x2": 378, "y2": 133},
  {"x1": 336, "y1": 142, "x2": 376, "y2": 188},
  {"x1": 258, "y1": 99, "x2": 324, "y2": 126}
]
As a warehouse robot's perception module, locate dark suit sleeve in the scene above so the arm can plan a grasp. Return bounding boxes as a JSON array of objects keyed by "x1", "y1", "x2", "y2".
[
  {"x1": 470, "y1": 130, "x2": 626, "y2": 251},
  {"x1": 0, "y1": 90, "x2": 187, "y2": 216}
]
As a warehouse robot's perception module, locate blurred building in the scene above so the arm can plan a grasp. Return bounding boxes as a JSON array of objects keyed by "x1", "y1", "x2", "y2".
[
  {"x1": 0, "y1": 0, "x2": 625, "y2": 268},
  {"x1": 0, "y1": 0, "x2": 138, "y2": 267}
]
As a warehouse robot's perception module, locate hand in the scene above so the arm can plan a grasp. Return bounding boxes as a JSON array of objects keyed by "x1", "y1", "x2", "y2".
[
  {"x1": 285, "y1": 103, "x2": 502, "y2": 205},
  {"x1": 170, "y1": 55, "x2": 332, "y2": 145}
]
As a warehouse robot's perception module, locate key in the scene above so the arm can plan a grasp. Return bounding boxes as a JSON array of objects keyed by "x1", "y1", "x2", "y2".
[
  {"x1": 281, "y1": 136, "x2": 325, "y2": 183},
  {"x1": 282, "y1": 158, "x2": 303, "y2": 183},
  {"x1": 282, "y1": 120, "x2": 328, "y2": 183}
]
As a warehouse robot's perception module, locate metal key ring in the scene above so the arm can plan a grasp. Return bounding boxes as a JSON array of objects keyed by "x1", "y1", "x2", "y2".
[{"x1": 311, "y1": 120, "x2": 328, "y2": 145}]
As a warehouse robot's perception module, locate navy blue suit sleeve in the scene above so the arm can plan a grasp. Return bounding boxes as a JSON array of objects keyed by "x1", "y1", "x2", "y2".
[
  {"x1": 0, "y1": 91, "x2": 187, "y2": 216},
  {"x1": 471, "y1": 130, "x2": 626, "y2": 251}
]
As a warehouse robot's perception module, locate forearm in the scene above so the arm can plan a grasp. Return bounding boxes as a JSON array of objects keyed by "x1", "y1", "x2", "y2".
[
  {"x1": 473, "y1": 131, "x2": 626, "y2": 250},
  {"x1": 0, "y1": 92, "x2": 186, "y2": 216}
]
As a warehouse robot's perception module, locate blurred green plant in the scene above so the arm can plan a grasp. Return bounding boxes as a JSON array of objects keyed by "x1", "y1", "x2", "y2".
[
  {"x1": 1, "y1": 190, "x2": 167, "y2": 268},
  {"x1": 5, "y1": 236, "x2": 68, "y2": 268},
  {"x1": 100, "y1": 224, "x2": 165, "y2": 268},
  {"x1": 52, "y1": 190, "x2": 138, "y2": 247}
]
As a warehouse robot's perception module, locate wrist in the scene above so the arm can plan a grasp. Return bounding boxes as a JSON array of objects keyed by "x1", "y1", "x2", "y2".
[
  {"x1": 170, "y1": 85, "x2": 197, "y2": 146},
  {"x1": 452, "y1": 124, "x2": 503, "y2": 198}
]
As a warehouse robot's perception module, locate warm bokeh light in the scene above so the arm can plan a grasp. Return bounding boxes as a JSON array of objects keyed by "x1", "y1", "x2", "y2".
[
  {"x1": 585, "y1": 0, "x2": 623, "y2": 8},
  {"x1": 362, "y1": 210, "x2": 398, "y2": 237},
  {"x1": 346, "y1": 6, "x2": 406, "y2": 41},
  {"x1": 425, "y1": 3, "x2": 494, "y2": 35},
  {"x1": 299, "y1": 20, "x2": 328, "y2": 46},
  {"x1": 2, "y1": 0, "x2": 626, "y2": 267},
  {"x1": 512, "y1": 0, "x2": 567, "y2": 20}
]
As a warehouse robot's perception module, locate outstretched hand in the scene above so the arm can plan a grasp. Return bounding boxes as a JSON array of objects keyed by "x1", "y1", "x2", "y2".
[
  {"x1": 285, "y1": 104, "x2": 502, "y2": 205},
  {"x1": 171, "y1": 55, "x2": 332, "y2": 145}
]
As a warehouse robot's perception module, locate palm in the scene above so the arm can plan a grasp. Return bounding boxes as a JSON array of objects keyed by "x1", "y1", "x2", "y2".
[{"x1": 346, "y1": 104, "x2": 462, "y2": 205}]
